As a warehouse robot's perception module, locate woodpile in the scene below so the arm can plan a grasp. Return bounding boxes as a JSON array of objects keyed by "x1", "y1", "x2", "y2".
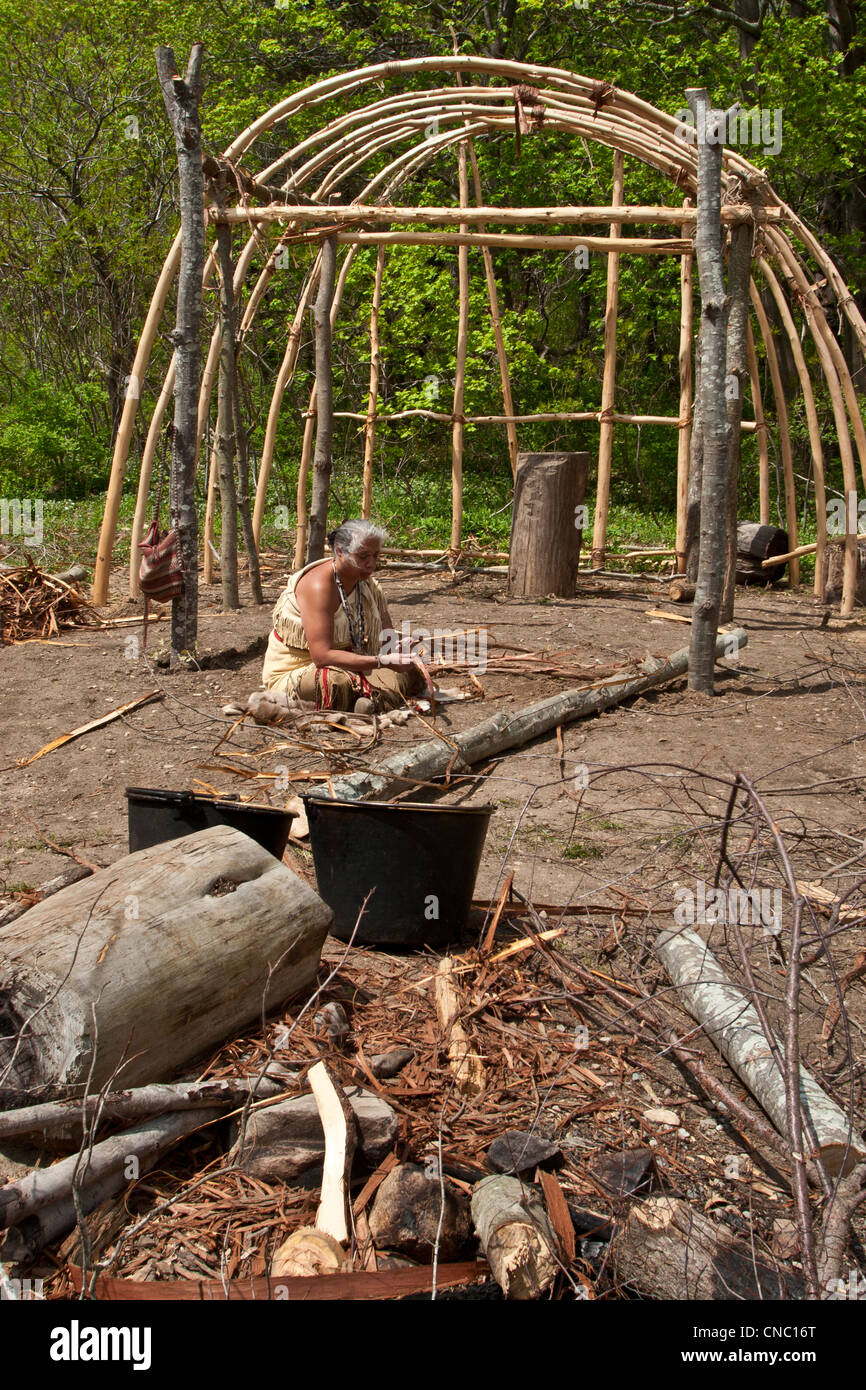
[{"x1": 0, "y1": 561, "x2": 98, "y2": 644}]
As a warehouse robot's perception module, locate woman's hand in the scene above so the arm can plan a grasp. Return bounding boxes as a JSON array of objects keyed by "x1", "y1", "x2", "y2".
[{"x1": 377, "y1": 650, "x2": 415, "y2": 671}]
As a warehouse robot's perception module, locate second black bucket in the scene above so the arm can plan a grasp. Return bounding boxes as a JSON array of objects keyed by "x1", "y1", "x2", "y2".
[{"x1": 303, "y1": 797, "x2": 493, "y2": 947}]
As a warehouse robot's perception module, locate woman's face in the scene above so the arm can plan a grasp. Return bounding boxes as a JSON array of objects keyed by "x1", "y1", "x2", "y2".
[{"x1": 340, "y1": 540, "x2": 380, "y2": 580}]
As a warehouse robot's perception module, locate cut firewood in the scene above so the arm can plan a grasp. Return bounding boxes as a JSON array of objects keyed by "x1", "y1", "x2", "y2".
[
  {"x1": 271, "y1": 1227, "x2": 350, "y2": 1277},
  {"x1": 433, "y1": 957, "x2": 486, "y2": 1097},
  {"x1": 668, "y1": 578, "x2": 696, "y2": 603},
  {"x1": 309, "y1": 1060, "x2": 357, "y2": 1244},
  {"x1": 471, "y1": 1174, "x2": 558, "y2": 1300},
  {"x1": 0, "y1": 825, "x2": 332, "y2": 1107},
  {"x1": 655, "y1": 925, "x2": 866, "y2": 1176},
  {"x1": 609, "y1": 1195, "x2": 803, "y2": 1299},
  {"x1": 537, "y1": 1169, "x2": 576, "y2": 1263}
]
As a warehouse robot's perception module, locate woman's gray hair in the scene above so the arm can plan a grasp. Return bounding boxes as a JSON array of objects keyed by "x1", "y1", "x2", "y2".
[{"x1": 327, "y1": 519, "x2": 388, "y2": 554}]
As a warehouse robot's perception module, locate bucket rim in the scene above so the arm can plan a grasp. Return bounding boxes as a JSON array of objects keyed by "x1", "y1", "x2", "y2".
[
  {"x1": 303, "y1": 795, "x2": 494, "y2": 816},
  {"x1": 125, "y1": 787, "x2": 294, "y2": 820}
]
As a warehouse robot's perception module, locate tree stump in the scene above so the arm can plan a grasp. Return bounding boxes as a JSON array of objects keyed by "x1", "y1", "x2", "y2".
[
  {"x1": 823, "y1": 540, "x2": 866, "y2": 605},
  {"x1": 508, "y1": 452, "x2": 588, "y2": 598}
]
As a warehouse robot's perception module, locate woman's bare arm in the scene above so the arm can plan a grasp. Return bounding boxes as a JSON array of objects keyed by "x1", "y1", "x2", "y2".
[{"x1": 294, "y1": 566, "x2": 379, "y2": 673}]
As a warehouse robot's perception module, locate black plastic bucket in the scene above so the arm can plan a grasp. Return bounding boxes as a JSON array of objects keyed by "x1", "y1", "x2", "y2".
[
  {"x1": 303, "y1": 796, "x2": 493, "y2": 946},
  {"x1": 125, "y1": 787, "x2": 295, "y2": 859}
]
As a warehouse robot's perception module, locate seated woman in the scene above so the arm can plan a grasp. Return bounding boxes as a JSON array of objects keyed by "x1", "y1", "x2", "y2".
[{"x1": 260, "y1": 519, "x2": 424, "y2": 713}]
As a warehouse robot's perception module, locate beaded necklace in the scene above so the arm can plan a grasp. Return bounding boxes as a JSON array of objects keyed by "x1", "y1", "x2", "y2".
[{"x1": 333, "y1": 561, "x2": 366, "y2": 652}]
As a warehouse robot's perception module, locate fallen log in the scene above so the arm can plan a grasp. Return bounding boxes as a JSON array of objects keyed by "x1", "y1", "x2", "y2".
[
  {"x1": 0, "y1": 1072, "x2": 292, "y2": 1145},
  {"x1": 655, "y1": 925, "x2": 866, "y2": 1176},
  {"x1": 309, "y1": 630, "x2": 747, "y2": 803},
  {"x1": 609, "y1": 1195, "x2": 803, "y2": 1300},
  {"x1": 433, "y1": 958, "x2": 486, "y2": 1098},
  {"x1": 471, "y1": 1174, "x2": 558, "y2": 1300},
  {"x1": 0, "y1": 1107, "x2": 223, "y2": 1258},
  {"x1": 0, "y1": 825, "x2": 332, "y2": 1107},
  {"x1": 0, "y1": 864, "x2": 93, "y2": 930}
]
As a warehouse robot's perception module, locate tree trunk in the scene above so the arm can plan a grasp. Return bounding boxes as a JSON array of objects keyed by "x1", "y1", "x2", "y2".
[
  {"x1": 610, "y1": 1196, "x2": 803, "y2": 1300},
  {"x1": 508, "y1": 452, "x2": 588, "y2": 597},
  {"x1": 0, "y1": 825, "x2": 332, "y2": 1107},
  {"x1": 156, "y1": 45, "x2": 205, "y2": 665},
  {"x1": 214, "y1": 216, "x2": 240, "y2": 610},
  {"x1": 306, "y1": 234, "x2": 338, "y2": 563},
  {"x1": 685, "y1": 324, "x2": 703, "y2": 580},
  {"x1": 687, "y1": 90, "x2": 732, "y2": 695},
  {"x1": 720, "y1": 222, "x2": 752, "y2": 622}
]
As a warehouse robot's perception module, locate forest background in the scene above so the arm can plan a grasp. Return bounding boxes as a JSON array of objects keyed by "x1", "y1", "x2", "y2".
[{"x1": 0, "y1": 0, "x2": 864, "y2": 563}]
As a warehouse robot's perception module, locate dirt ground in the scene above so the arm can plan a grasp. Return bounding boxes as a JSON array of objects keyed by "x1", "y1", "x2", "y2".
[{"x1": 2, "y1": 558, "x2": 866, "y2": 1294}]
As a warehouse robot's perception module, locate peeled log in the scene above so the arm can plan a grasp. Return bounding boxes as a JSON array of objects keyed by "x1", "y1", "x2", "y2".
[
  {"x1": 471, "y1": 1174, "x2": 558, "y2": 1300},
  {"x1": 610, "y1": 1196, "x2": 803, "y2": 1300},
  {"x1": 655, "y1": 926, "x2": 866, "y2": 1176},
  {"x1": 0, "y1": 826, "x2": 332, "y2": 1107},
  {"x1": 311, "y1": 630, "x2": 747, "y2": 804}
]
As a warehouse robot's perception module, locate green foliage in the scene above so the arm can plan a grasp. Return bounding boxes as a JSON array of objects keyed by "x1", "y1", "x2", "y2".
[
  {"x1": 0, "y1": 377, "x2": 110, "y2": 498},
  {"x1": 0, "y1": 0, "x2": 863, "y2": 552}
]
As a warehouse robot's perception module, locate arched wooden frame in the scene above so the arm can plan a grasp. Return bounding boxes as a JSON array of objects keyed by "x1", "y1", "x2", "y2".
[{"x1": 93, "y1": 56, "x2": 866, "y2": 615}]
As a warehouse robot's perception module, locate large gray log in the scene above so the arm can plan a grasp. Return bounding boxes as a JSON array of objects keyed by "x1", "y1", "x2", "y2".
[
  {"x1": 309, "y1": 630, "x2": 747, "y2": 803},
  {"x1": 470, "y1": 1174, "x2": 558, "y2": 1300},
  {"x1": 0, "y1": 825, "x2": 332, "y2": 1107},
  {"x1": 610, "y1": 1195, "x2": 803, "y2": 1300},
  {"x1": 655, "y1": 925, "x2": 866, "y2": 1177}
]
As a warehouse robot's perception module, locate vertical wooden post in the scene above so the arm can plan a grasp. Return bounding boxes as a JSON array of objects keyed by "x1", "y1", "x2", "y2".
[
  {"x1": 686, "y1": 90, "x2": 731, "y2": 696},
  {"x1": 675, "y1": 199, "x2": 693, "y2": 575},
  {"x1": 129, "y1": 363, "x2": 174, "y2": 597},
  {"x1": 450, "y1": 140, "x2": 470, "y2": 554},
  {"x1": 749, "y1": 282, "x2": 799, "y2": 587},
  {"x1": 295, "y1": 248, "x2": 357, "y2": 567},
  {"x1": 294, "y1": 393, "x2": 317, "y2": 569},
  {"x1": 201, "y1": 323, "x2": 223, "y2": 586},
  {"x1": 467, "y1": 139, "x2": 518, "y2": 480},
  {"x1": 591, "y1": 150, "x2": 624, "y2": 567},
  {"x1": 759, "y1": 256, "x2": 827, "y2": 598},
  {"x1": 214, "y1": 210, "x2": 240, "y2": 610},
  {"x1": 94, "y1": 233, "x2": 182, "y2": 606},
  {"x1": 306, "y1": 234, "x2": 338, "y2": 563},
  {"x1": 252, "y1": 255, "x2": 322, "y2": 547},
  {"x1": 746, "y1": 323, "x2": 770, "y2": 526},
  {"x1": 720, "y1": 222, "x2": 752, "y2": 623},
  {"x1": 156, "y1": 44, "x2": 206, "y2": 663},
  {"x1": 362, "y1": 245, "x2": 385, "y2": 519},
  {"x1": 234, "y1": 366, "x2": 263, "y2": 605}
]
